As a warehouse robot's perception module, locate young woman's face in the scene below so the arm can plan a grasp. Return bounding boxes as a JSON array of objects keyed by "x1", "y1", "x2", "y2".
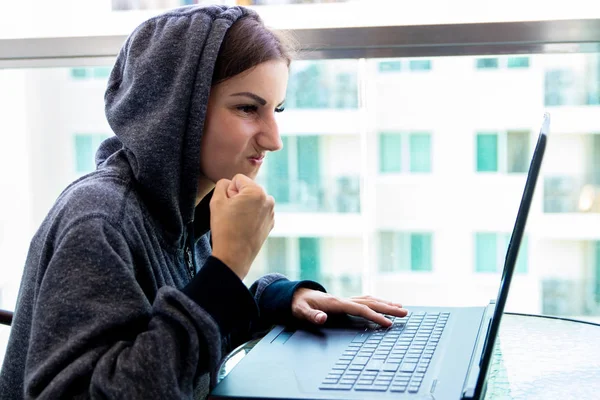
[{"x1": 200, "y1": 59, "x2": 288, "y2": 183}]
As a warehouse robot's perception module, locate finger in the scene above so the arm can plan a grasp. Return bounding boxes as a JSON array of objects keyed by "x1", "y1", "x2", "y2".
[
  {"x1": 295, "y1": 301, "x2": 328, "y2": 324},
  {"x1": 311, "y1": 309, "x2": 328, "y2": 324},
  {"x1": 340, "y1": 300, "x2": 392, "y2": 327},
  {"x1": 352, "y1": 295, "x2": 403, "y2": 309},
  {"x1": 231, "y1": 173, "x2": 254, "y2": 193},
  {"x1": 353, "y1": 299, "x2": 408, "y2": 318},
  {"x1": 212, "y1": 179, "x2": 232, "y2": 201},
  {"x1": 226, "y1": 179, "x2": 240, "y2": 198}
]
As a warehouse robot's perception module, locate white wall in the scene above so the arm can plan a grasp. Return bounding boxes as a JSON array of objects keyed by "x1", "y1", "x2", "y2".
[{"x1": 0, "y1": 70, "x2": 34, "y2": 311}]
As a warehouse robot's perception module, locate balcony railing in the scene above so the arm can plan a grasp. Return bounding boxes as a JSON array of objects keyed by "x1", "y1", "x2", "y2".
[
  {"x1": 257, "y1": 175, "x2": 361, "y2": 213},
  {"x1": 544, "y1": 176, "x2": 600, "y2": 213}
]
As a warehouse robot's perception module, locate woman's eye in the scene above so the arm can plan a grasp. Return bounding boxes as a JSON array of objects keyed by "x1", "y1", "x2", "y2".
[
  {"x1": 275, "y1": 106, "x2": 285, "y2": 113},
  {"x1": 237, "y1": 105, "x2": 258, "y2": 114}
]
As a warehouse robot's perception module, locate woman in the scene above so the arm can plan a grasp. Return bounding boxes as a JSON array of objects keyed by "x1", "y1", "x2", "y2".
[{"x1": 0, "y1": 5, "x2": 406, "y2": 399}]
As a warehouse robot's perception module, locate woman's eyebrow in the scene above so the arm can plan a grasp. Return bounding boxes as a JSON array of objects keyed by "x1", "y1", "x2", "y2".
[{"x1": 230, "y1": 92, "x2": 266, "y2": 106}]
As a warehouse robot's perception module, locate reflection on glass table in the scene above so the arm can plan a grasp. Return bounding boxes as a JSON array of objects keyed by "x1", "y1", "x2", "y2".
[{"x1": 217, "y1": 313, "x2": 600, "y2": 399}]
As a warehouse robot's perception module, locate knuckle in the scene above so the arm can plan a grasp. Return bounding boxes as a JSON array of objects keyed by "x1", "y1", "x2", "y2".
[{"x1": 256, "y1": 188, "x2": 267, "y2": 201}]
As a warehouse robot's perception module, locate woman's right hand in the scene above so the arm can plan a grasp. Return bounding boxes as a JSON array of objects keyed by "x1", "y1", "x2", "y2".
[{"x1": 209, "y1": 174, "x2": 275, "y2": 280}]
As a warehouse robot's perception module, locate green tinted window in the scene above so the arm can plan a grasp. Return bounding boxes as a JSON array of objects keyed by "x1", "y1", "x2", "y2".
[
  {"x1": 476, "y1": 133, "x2": 499, "y2": 172},
  {"x1": 380, "y1": 133, "x2": 402, "y2": 173}
]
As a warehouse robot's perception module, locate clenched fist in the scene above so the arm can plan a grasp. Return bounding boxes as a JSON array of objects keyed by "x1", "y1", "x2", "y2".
[{"x1": 210, "y1": 174, "x2": 275, "y2": 280}]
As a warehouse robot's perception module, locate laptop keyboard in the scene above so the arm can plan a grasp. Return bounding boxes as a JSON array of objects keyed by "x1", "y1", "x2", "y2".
[{"x1": 319, "y1": 311, "x2": 449, "y2": 394}]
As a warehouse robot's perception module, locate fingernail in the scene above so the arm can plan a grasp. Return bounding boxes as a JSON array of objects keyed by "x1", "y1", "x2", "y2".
[{"x1": 316, "y1": 312, "x2": 326, "y2": 323}]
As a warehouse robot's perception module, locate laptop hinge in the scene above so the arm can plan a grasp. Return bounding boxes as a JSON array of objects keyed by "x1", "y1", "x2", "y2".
[{"x1": 461, "y1": 300, "x2": 495, "y2": 400}]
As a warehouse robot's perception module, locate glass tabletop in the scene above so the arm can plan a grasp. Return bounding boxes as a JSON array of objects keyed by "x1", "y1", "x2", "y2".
[{"x1": 217, "y1": 313, "x2": 600, "y2": 399}]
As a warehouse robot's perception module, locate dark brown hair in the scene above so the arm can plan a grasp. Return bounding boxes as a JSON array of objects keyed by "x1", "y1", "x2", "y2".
[{"x1": 211, "y1": 14, "x2": 297, "y2": 85}]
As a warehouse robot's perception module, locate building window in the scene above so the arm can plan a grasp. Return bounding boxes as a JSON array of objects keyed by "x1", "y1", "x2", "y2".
[
  {"x1": 544, "y1": 69, "x2": 577, "y2": 106},
  {"x1": 409, "y1": 133, "x2": 432, "y2": 172},
  {"x1": 70, "y1": 67, "x2": 112, "y2": 80},
  {"x1": 594, "y1": 242, "x2": 600, "y2": 304},
  {"x1": 379, "y1": 132, "x2": 432, "y2": 174},
  {"x1": 409, "y1": 60, "x2": 432, "y2": 71},
  {"x1": 379, "y1": 133, "x2": 402, "y2": 173},
  {"x1": 379, "y1": 232, "x2": 433, "y2": 272},
  {"x1": 475, "y1": 131, "x2": 530, "y2": 173},
  {"x1": 299, "y1": 237, "x2": 321, "y2": 282},
  {"x1": 506, "y1": 130, "x2": 530, "y2": 173},
  {"x1": 476, "y1": 133, "x2": 498, "y2": 172},
  {"x1": 378, "y1": 61, "x2": 402, "y2": 73},
  {"x1": 265, "y1": 135, "x2": 322, "y2": 211},
  {"x1": 266, "y1": 237, "x2": 288, "y2": 276},
  {"x1": 71, "y1": 68, "x2": 89, "y2": 79},
  {"x1": 378, "y1": 59, "x2": 432, "y2": 72},
  {"x1": 507, "y1": 57, "x2": 530, "y2": 69},
  {"x1": 476, "y1": 58, "x2": 499, "y2": 69},
  {"x1": 474, "y1": 233, "x2": 528, "y2": 273},
  {"x1": 92, "y1": 67, "x2": 111, "y2": 79},
  {"x1": 286, "y1": 60, "x2": 358, "y2": 109},
  {"x1": 74, "y1": 134, "x2": 110, "y2": 174},
  {"x1": 543, "y1": 176, "x2": 580, "y2": 213}
]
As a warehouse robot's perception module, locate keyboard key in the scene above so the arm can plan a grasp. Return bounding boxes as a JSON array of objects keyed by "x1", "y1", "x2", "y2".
[
  {"x1": 320, "y1": 384, "x2": 351, "y2": 391},
  {"x1": 408, "y1": 385, "x2": 420, "y2": 393},
  {"x1": 399, "y1": 362, "x2": 417, "y2": 372},
  {"x1": 357, "y1": 377, "x2": 375, "y2": 383},
  {"x1": 362, "y1": 370, "x2": 377, "y2": 375},
  {"x1": 352, "y1": 333, "x2": 370, "y2": 343},
  {"x1": 354, "y1": 385, "x2": 387, "y2": 392},
  {"x1": 365, "y1": 360, "x2": 384, "y2": 371},
  {"x1": 353, "y1": 357, "x2": 370, "y2": 365},
  {"x1": 382, "y1": 363, "x2": 400, "y2": 372}
]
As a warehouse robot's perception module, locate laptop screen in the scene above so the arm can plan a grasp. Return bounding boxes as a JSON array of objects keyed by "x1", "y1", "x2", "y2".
[{"x1": 474, "y1": 113, "x2": 549, "y2": 395}]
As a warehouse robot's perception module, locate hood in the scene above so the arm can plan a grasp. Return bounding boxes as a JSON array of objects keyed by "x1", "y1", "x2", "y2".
[{"x1": 101, "y1": 5, "x2": 253, "y2": 243}]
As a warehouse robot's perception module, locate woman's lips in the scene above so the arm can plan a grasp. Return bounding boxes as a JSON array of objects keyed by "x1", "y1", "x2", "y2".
[{"x1": 248, "y1": 155, "x2": 264, "y2": 165}]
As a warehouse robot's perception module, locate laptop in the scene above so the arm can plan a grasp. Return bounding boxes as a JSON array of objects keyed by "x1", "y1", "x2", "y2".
[{"x1": 210, "y1": 113, "x2": 549, "y2": 400}]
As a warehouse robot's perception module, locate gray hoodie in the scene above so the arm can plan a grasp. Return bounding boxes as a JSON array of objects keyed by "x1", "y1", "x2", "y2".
[{"x1": 0, "y1": 5, "x2": 323, "y2": 399}]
